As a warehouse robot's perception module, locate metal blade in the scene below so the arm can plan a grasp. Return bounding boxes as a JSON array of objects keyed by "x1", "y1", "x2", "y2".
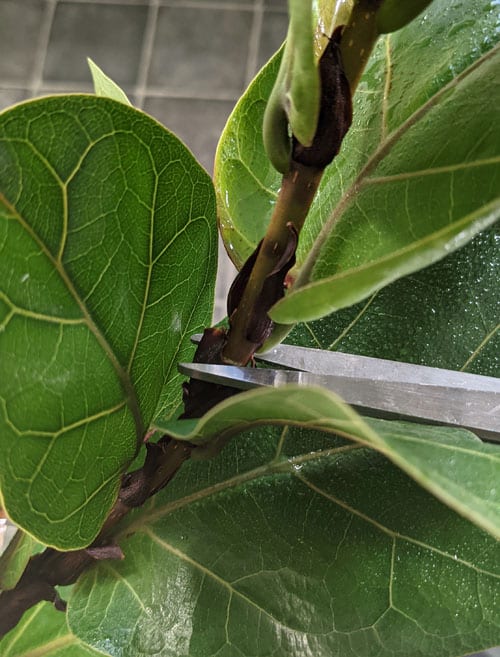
[
  {"x1": 191, "y1": 333, "x2": 499, "y2": 402},
  {"x1": 179, "y1": 362, "x2": 500, "y2": 443}
]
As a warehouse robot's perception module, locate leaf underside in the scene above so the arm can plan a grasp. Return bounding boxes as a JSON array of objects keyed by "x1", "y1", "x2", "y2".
[
  {"x1": 88, "y1": 58, "x2": 132, "y2": 106},
  {"x1": 0, "y1": 96, "x2": 217, "y2": 549}
]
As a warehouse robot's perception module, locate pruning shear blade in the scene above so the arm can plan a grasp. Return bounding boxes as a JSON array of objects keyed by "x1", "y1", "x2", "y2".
[{"x1": 184, "y1": 335, "x2": 500, "y2": 442}]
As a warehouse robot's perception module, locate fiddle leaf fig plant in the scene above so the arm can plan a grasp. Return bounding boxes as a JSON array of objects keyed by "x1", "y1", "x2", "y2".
[{"x1": 0, "y1": 0, "x2": 499, "y2": 656}]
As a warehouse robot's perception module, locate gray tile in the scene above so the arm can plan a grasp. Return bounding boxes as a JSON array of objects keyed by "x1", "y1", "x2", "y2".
[
  {"x1": 264, "y1": 0, "x2": 288, "y2": 9},
  {"x1": 44, "y1": 2, "x2": 148, "y2": 85},
  {"x1": 36, "y1": 83, "x2": 94, "y2": 96},
  {"x1": 36, "y1": 83, "x2": 139, "y2": 100},
  {"x1": 257, "y1": 9, "x2": 287, "y2": 71},
  {"x1": 190, "y1": 0, "x2": 251, "y2": 3},
  {"x1": 0, "y1": 0, "x2": 45, "y2": 83},
  {"x1": 0, "y1": 89, "x2": 28, "y2": 112},
  {"x1": 143, "y1": 96, "x2": 235, "y2": 173},
  {"x1": 148, "y1": 7, "x2": 252, "y2": 95}
]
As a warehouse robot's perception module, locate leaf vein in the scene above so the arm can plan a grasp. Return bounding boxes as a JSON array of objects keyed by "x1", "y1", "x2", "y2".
[
  {"x1": 366, "y1": 155, "x2": 500, "y2": 185},
  {"x1": 461, "y1": 323, "x2": 499, "y2": 372},
  {"x1": 0, "y1": 194, "x2": 144, "y2": 440},
  {"x1": 297, "y1": 42, "x2": 500, "y2": 285},
  {"x1": 296, "y1": 474, "x2": 499, "y2": 579}
]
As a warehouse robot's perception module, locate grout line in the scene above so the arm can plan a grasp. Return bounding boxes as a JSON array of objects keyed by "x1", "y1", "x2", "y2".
[
  {"x1": 9, "y1": 80, "x2": 241, "y2": 103},
  {"x1": 55, "y1": 0, "x2": 288, "y2": 11},
  {"x1": 159, "y1": 0, "x2": 253, "y2": 9},
  {"x1": 29, "y1": 0, "x2": 58, "y2": 97},
  {"x1": 158, "y1": 0, "x2": 287, "y2": 9},
  {"x1": 244, "y1": 0, "x2": 264, "y2": 85},
  {"x1": 59, "y1": 0, "x2": 151, "y2": 4},
  {"x1": 0, "y1": 83, "x2": 35, "y2": 92},
  {"x1": 59, "y1": 0, "x2": 258, "y2": 9},
  {"x1": 136, "y1": 87, "x2": 240, "y2": 102},
  {"x1": 134, "y1": 0, "x2": 160, "y2": 109}
]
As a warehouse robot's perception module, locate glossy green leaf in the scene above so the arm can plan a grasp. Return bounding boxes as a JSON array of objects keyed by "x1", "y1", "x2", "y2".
[
  {"x1": 66, "y1": 429, "x2": 500, "y2": 657},
  {"x1": 376, "y1": 0, "x2": 435, "y2": 34},
  {"x1": 271, "y1": 197, "x2": 500, "y2": 322},
  {"x1": 215, "y1": 0, "x2": 500, "y2": 324},
  {"x1": 288, "y1": 224, "x2": 499, "y2": 377},
  {"x1": 157, "y1": 384, "x2": 500, "y2": 540},
  {"x1": 88, "y1": 58, "x2": 131, "y2": 105},
  {"x1": 0, "y1": 96, "x2": 217, "y2": 549},
  {"x1": 0, "y1": 600, "x2": 102, "y2": 656}
]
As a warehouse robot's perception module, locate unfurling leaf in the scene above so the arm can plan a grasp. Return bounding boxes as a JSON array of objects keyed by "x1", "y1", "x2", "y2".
[
  {"x1": 263, "y1": 0, "x2": 320, "y2": 172},
  {"x1": 87, "y1": 58, "x2": 131, "y2": 105},
  {"x1": 292, "y1": 27, "x2": 353, "y2": 169}
]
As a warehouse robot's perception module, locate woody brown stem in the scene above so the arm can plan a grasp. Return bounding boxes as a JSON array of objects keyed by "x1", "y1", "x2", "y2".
[{"x1": 0, "y1": 436, "x2": 191, "y2": 639}]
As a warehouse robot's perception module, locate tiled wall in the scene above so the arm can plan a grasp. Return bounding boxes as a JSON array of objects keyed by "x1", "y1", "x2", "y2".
[{"x1": 0, "y1": 0, "x2": 288, "y2": 320}]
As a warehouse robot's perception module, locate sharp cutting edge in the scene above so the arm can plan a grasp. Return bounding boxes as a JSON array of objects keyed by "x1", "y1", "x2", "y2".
[{"x1": 185, "y1": 335, "x2": 500, "y2": 442}]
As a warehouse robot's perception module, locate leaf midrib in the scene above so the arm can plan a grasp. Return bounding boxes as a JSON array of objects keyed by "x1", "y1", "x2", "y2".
[
  {"x1": 297, "y1": 474, "x2": 499, "y2": 578},
  {"x1": 124, "y1": 444, "x2": 357, "y2": 531},
  {"x1": 1, "y1": 165, "x2": 145, "y2": 442}
]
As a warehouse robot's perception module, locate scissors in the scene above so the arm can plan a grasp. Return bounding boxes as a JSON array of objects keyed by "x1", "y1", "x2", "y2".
[{"x1": 179, "y1": 335, "x2": 500, "y2": 444}]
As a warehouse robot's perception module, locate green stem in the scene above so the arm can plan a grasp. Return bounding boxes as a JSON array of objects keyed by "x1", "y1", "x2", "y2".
[
  {"x1": 222, "y1": 161, "x2": 323, "y2": 365},
  {"x1": 289, "y1": 3, "x2": 382, "y2": 294},
  {"x1": 223, "y1": 3, "x2": 384, "y2": 365}
]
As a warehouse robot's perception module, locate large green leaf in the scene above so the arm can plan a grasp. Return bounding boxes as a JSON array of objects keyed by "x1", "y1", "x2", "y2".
[
  {"x1": 156, "y1": 384, "x2": 500, "y2": 540},
  {"x1": 215, "y1": 0, "x2": 500, "y2": 323},
  {"x1": 66, "y1": 430, "x2": 500, "y2": 657},
  {"x1": 288, "y1": 224, "x2": 499, "y2": 377},
  {"x1": 272, "y1": 198, "x2": 500, "y2": 322},
  {"x1": 0, "y1": 600, "x2": 102, "y2": 656},
  {"x1": 0, "y1": 96, "x2": 217, "y2": 549}
]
